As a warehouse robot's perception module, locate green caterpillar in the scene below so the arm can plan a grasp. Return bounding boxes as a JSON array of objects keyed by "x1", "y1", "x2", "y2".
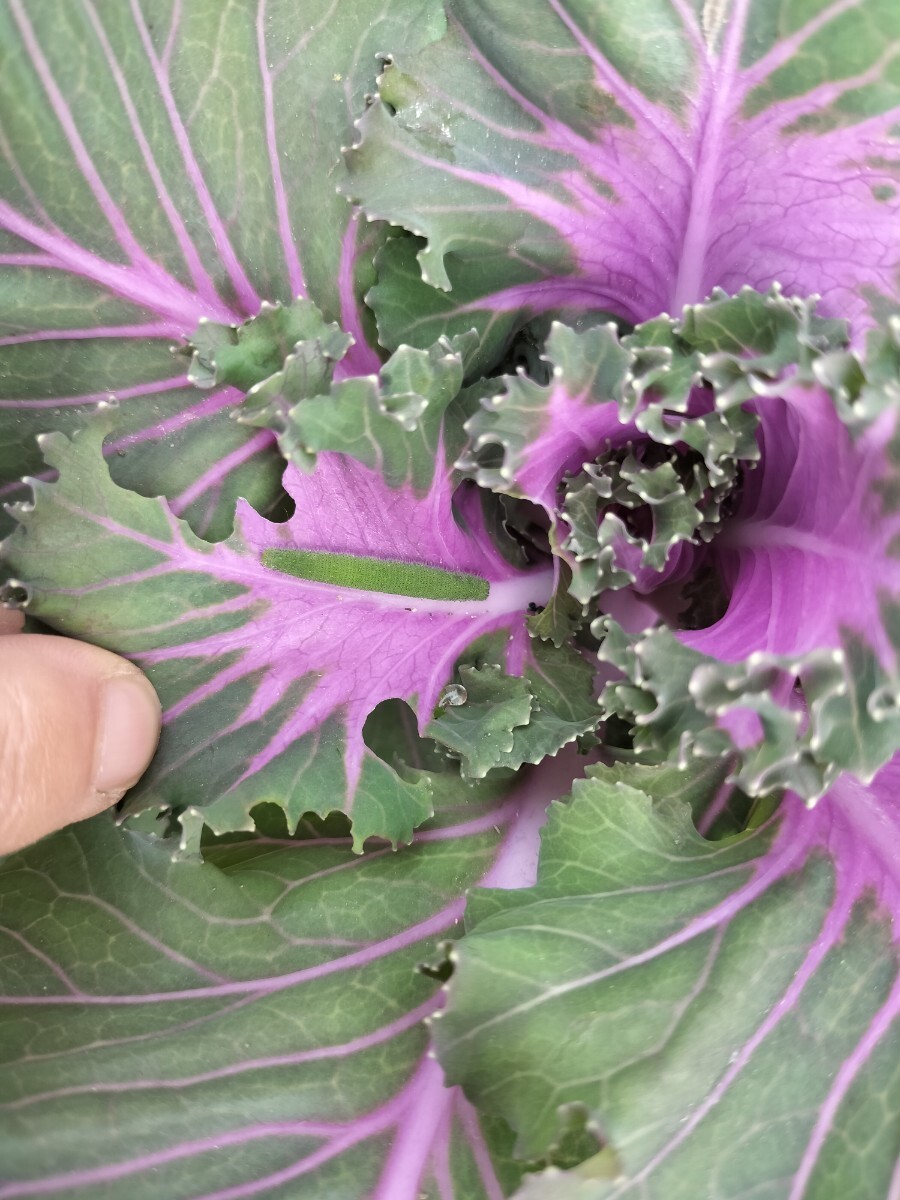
[{"x1": 262, "y1": 548, "x2": 490, "y2": 602}]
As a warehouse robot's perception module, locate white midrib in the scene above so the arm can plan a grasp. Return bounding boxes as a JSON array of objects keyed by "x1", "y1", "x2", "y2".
[
  {"x1": 702, "y1": 0, "x2": 730, "y2": 47},
  {"x1": 671, "y1": 0, "x2": 752, "y2": 312}
]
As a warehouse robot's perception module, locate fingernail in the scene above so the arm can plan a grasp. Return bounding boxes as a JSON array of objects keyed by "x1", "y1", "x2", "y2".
[{"x1": 94, "y1": 674, "x2": 162, "y2": 794}]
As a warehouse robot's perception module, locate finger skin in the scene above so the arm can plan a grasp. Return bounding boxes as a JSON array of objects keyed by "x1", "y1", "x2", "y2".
[
  {"x1": 0, "y1": 633, "x2": 161, "y2": 854},
  {"x1": 0, "y1": 610, "x2": 24, "y2": 636}
]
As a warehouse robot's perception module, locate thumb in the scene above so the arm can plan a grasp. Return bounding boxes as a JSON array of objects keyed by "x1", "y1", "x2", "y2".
[{"x1": 0, "y1": 615, "x2": 161, "y2": 854}]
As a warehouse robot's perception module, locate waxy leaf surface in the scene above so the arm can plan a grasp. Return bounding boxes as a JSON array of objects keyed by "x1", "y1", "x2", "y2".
[
  {"x1": 0, "y1": 0, "x2": 444, "y2": 538},
  {"x1": 347, "y1": 0, "x2": 900, "y2": 355},
  {"x1": 0, "y1": 757, "x2": 584, "y2": 1200},
  {"x1": 434, "y1": 763, "x2": 900, "y2": 1198}
]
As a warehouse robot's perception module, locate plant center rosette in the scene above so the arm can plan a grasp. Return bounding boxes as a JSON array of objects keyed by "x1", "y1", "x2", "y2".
[{"x1": 459, "y1": 288, "x2": 900, "y2": 793}]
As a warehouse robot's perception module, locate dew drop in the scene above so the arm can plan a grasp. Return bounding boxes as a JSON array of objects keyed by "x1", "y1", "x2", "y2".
[
  {"x1": 437, "y1": 683, "x2": 467, "y2": 708},
  {"x1": 0, "y1": 580, "x2": 31, "y2": 608},
  {"x1": 869, "y1": 684, "x2": 900, "y2": 722}
]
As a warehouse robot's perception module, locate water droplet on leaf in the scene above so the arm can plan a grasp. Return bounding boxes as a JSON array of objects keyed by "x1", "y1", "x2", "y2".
[{"x1": 437, "y1": 683, "x2": 467, "y2": 708}]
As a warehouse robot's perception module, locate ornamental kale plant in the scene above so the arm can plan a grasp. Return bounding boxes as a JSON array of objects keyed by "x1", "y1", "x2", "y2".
[{"x1": 1, "y1": 0, "x2": 899, "y2": 1196}]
